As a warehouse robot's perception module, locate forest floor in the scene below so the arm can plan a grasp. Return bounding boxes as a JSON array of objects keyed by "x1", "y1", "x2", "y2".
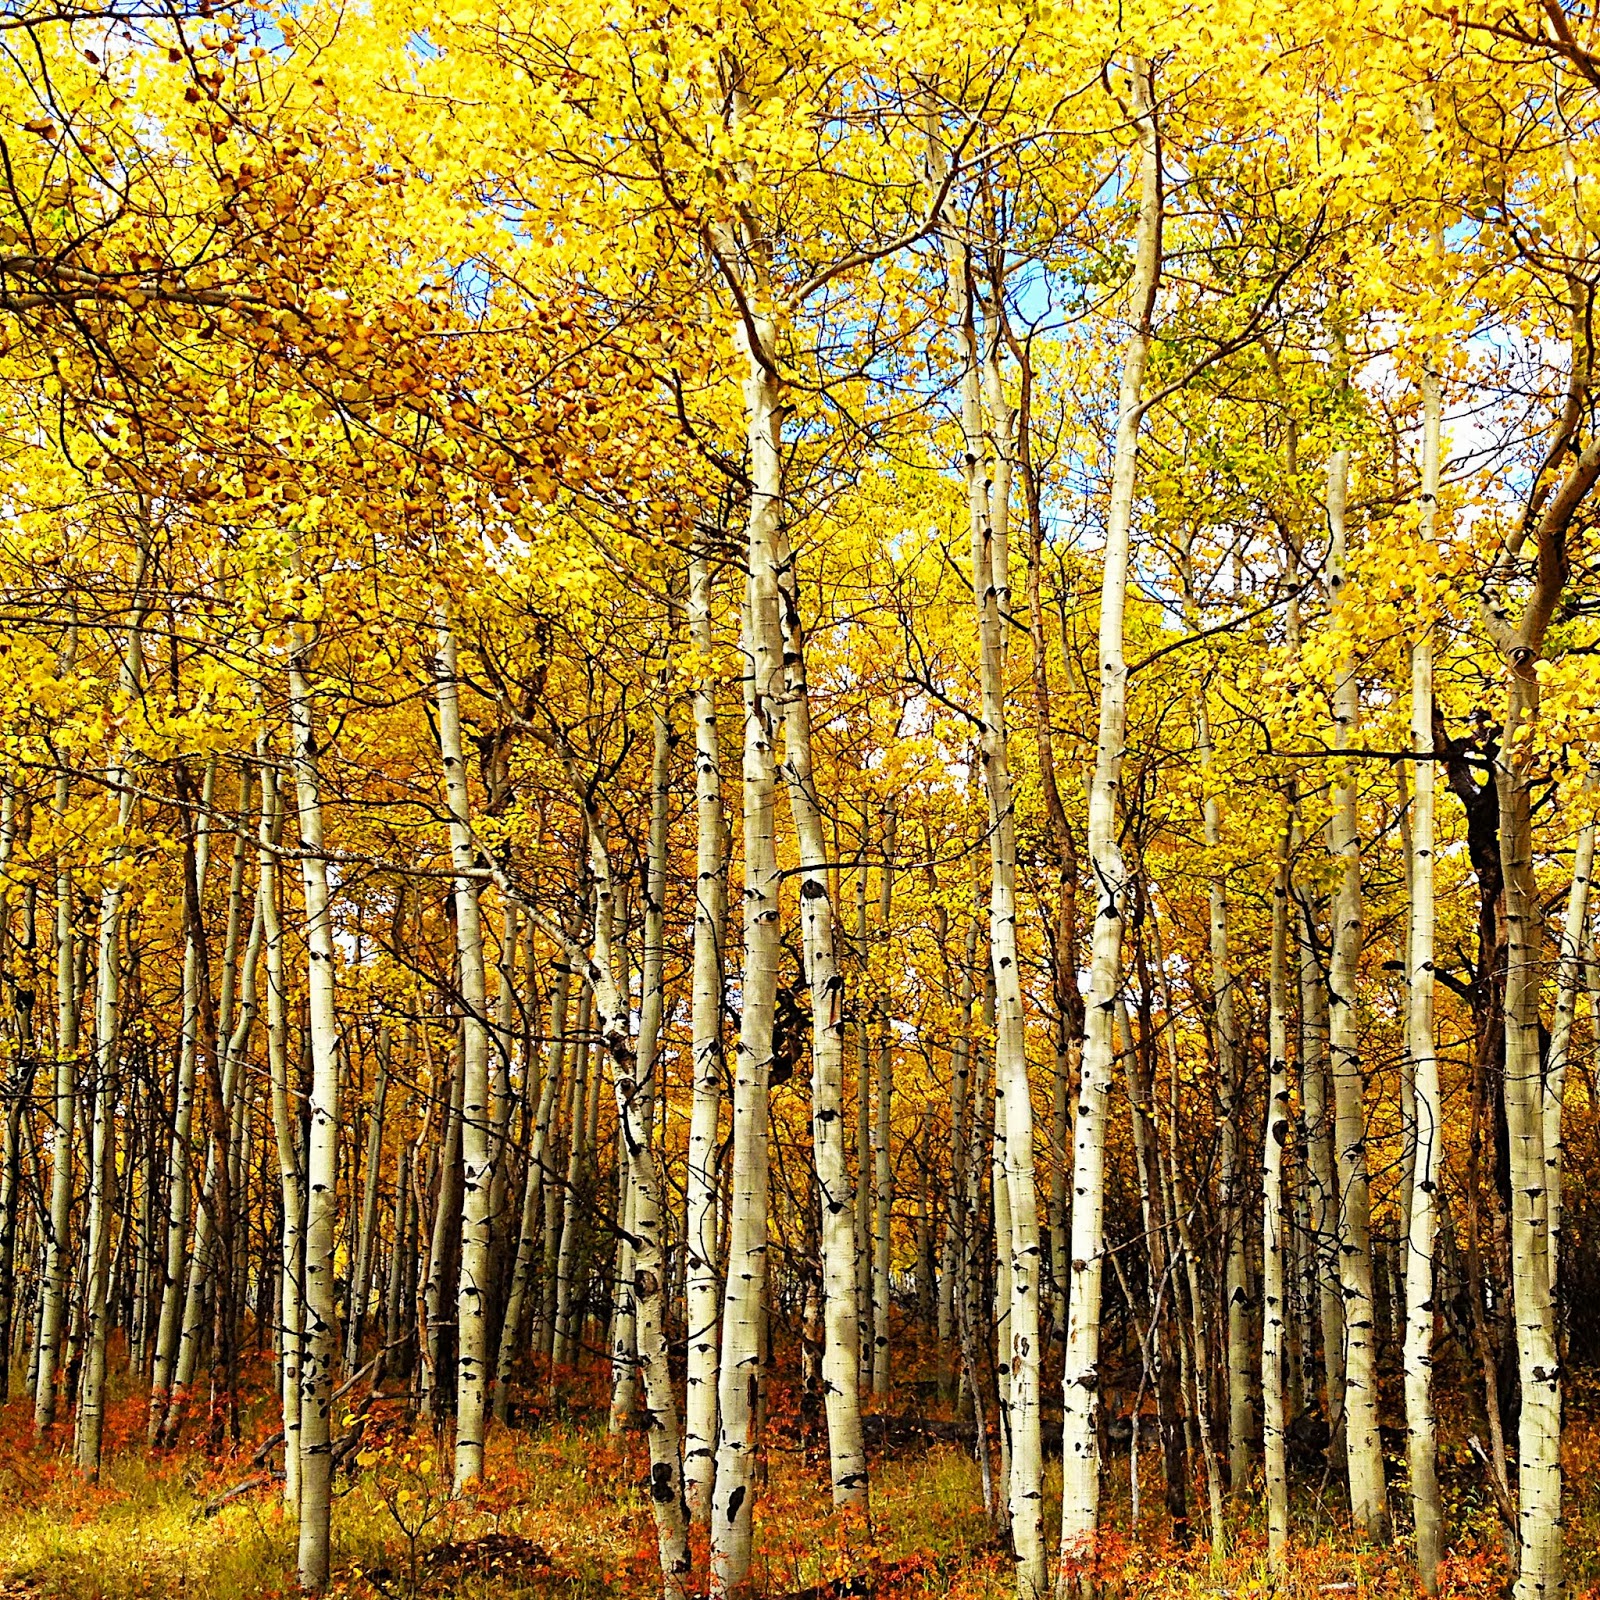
[{"x1": 1, "y1": 1353, "x2": 1597, "y2": 1600}]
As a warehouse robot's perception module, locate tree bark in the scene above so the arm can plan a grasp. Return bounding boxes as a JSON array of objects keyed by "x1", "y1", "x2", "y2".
[
  {"x1": 290, "y1": 633, "x2": 344, "y2": 1594},
  {"x1": 684, "y1": 548, "x2": 728, "y2": 1524},
  {"x1": 1058, "y1": 60, "x2": 1160, "y2": 1579}
]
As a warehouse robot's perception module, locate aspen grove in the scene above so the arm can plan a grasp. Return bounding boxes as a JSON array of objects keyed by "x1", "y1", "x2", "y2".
[{"x1": 5, "y1": 3, "x2": 1600, "y2": 1599}]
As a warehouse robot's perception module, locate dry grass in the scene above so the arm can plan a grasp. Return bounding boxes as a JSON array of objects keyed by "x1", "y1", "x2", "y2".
[{"x1": 0, "y1": 1361, "x2": 1595, "y2": 1600}]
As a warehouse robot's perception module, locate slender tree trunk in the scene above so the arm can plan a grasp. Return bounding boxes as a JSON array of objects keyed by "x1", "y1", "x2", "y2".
[
  {"x1": 1058, "y1": 61, "x2": 1161, "y2": 1578},
  {"x1": 37, "y1": 741, "x2": 79, "y2": 1433},
  {"x1": 961, "y1": 288, "x2": 1045, "y2": 1597},
  {"x1": 435, "y1": 610, "x2": 495, "y2": 1490},
  {"x1": 1484, "y1": 302, "x2": 1600, "y2": 1592},
  {"x1": 1405, "y1": 341, "x2": 1445, "y2": 1596},
  {"x1": 1325, "y1": 443, "x2": 1389, "y2": 1540},
  {"x1": 684, "y1": 549, "x2": 728, "y2": 1525},
  {"x1": 346, "y1": 1037, "x2": 388, "y2": 1374},
  {"x1": 708, "y1": 162, "x2": 785, "y2": 1589},
  {"x1": 1153, "y1": 908, "x2": 1225, "y2": 1551},
  {"x1": 290, "y1": 634, "x2": 344, "y2": 1594},
  {"x1": 75, "y1": 573, "x2": 146, "y2": 1473},
  {"x1": 495, "y1": 971, "x2": 565, "y2": 1420},
  {"x1": 552, "y1": 985, "x2": 590, "y2": 1368},
  {"x1": 773, "y1": 526, "x2": 870, "y2": 1512},
  {"x1": 871, "y1": 809, "x2": 896, "y2": 1402},
  {"x1": 1262, "y1": 826, "x2": 1292, "y2": 1564},
  {"x1": 1543, "y1": 785, "x2": 1593, "y2": 1298},
  {"x1": 1192, "y1": 650, "x2": 1250, "y2": 1499},
  {"x1": 261, "y1": 751, "x2": 304, "y2": 1513}
]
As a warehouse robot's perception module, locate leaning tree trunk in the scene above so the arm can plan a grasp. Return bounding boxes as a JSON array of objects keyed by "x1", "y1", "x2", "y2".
[
  {"x1": 1483, "y1": 276, "x2": 1600, "y2": 1600},
  {"x1": 1058, "y1": 60, "x2": 1161, "y2": 1581}
]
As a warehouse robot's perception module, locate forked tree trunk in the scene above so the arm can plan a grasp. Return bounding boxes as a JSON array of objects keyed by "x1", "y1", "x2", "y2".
[{"x1": 1058, "y1": 60, "x2": 1161, "y2": 1580}]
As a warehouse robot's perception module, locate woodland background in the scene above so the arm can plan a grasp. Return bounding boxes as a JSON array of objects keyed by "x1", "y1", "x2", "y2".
[{"x1": 1, "y1": 3, "x2": 1599, "y2": 1600}]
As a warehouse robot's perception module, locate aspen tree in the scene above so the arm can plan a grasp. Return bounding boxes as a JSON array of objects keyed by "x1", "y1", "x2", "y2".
[
  {"x1": 1482, "y1": 275, "x2": 1600, "y2": 1600},
  {"x1": 434, "y1": 610, "x2": 494, "y2": 1489},
  {"x1": 494, "y1": 970, "x2": 565, "y2": 1420},
  {"x1": 965, "y1": 302, "x2": 1045, "y2": 1600},
  {"x1": 684, "y1": 548, "x2": 728, "y2": 1524},
  {"x1": 148, "y1": 757, "x2": 215, "y2": 1444},
  {"x1": 1262, "y1": 825, "x2": 1292, "y2": 1565},
  {"x1": 612, "y1": 618, "x2": 674, "y2": 1435},
  {"x1": 36, "y1": 629, "x2": 78, "y2": 1435},
  {"x1": 1197, "y1": 658, "x2": 1250, "y2": 1501},
  {"x1": 703, "y1": 66, "x2": 787, "y2": 1596},
  {"x1": 75, "y1": 563, "x2": 146, "y2": 1475},
  {"x1": 870, "y1": 807, "x2": 896, "y2": 1401},
  {"x1": 346, "y1": 1039, "x2": 389, "y2": 1373},
  {"x1": 1325, "y1": 441, "x2": 1388, "y2": 1539},
  {"x1": 260, "y1": 745, "x2": 302, "y2": 1513},
  {"x1": 1059, "y1": 60, "x2": 1161, "y2": 1573},
  {"x1": 1404, "y1": 334, "x2": 1444, "y2": 1596},
  {"x1": 773, "y1": 524, "x2": 870, "y2": 1510},
  {"x1": 1544, "y1": 791, "x2": 1594, "y2": 1293},
  {"x1": 289, "y1": 632, "x2": 342, "y2": 1593}
]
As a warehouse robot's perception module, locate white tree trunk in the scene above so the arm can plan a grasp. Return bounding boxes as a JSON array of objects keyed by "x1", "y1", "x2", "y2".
[
  {"x1": 773, "y1": 525, "x2": 870, "y2": 1511},
  {"x1": 1405, "y1": 346, "x2": 1444, "y2": 1596},
  {"x1": 434, "y1": 610, "x2": 495, "y2": 1490},
  {"x1": 260, "y1": 748, "x2": 303, "y2": 1513},
  {"x1": 684, "y1": 549, "x2": 728, "y2": 1524},
  {"x1": 1325, "y1": 444, "x2": 1389, "y2": 1540},
  {"x1": 1058, "y1": 60, "x2": 1160, "y2": 1576},
  {"x1": 709, "y1": 199, "x2": 784, "y2": 1592},
  {"x1": 290, "y1": 636, "x2": 343, "y2": 1593},
  {"x1": 75, "y1": 575, "x2": 145, "y2": 1474},
  {"x1": 1543, "y1": 780, "x2": 1593, "y2": 1296},
  {"x1": 871, "y1": 808, "x2": 896, "y2": 1401},
  {"x1": 1262, "y1": 828, "x2": 1292, "y2": 1564}
]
